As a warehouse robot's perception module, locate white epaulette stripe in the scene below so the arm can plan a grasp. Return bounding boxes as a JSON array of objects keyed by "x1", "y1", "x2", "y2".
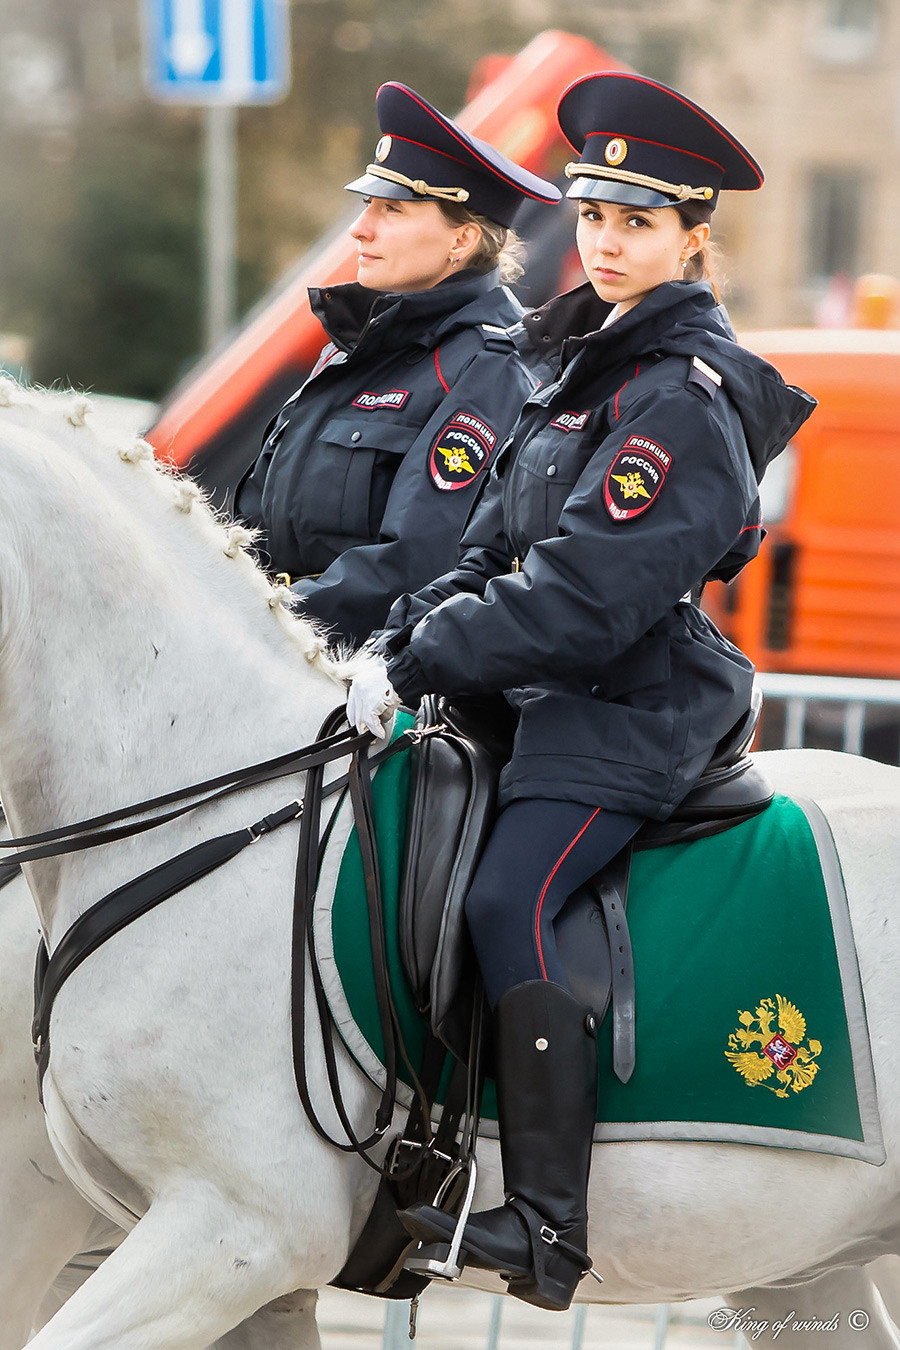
[
  {"x1": 481, "y1": 324, "x2": 510, "y2": 335},
  {"x1": 692, "y1": 355, "x2": 722, "y2": 385}
]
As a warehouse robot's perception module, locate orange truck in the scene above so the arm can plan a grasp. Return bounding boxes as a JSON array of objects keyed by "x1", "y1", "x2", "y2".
[{"x1": 703, "y1": 328, "x2": 900, "y2": 680}]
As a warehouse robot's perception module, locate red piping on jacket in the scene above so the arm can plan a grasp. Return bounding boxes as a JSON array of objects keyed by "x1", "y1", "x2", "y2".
[{"x1": 614, "y1": 361, "x2": 641, "y2": 420}]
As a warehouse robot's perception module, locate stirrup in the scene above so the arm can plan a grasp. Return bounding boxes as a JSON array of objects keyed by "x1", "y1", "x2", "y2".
[{"x1": 403, "y1": 1156, "x2": 479, "y2": 1282}]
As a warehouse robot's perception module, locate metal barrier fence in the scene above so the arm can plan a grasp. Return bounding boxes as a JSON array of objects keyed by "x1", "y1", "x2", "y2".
[
  {"x1": 364, "y1": 673, "x2": 900, "y2": 1350},
  {"x1": 755, "y1": 671, "x2": 900, "y2": 762},
  {"x1": 367, "y1": 1287, "x2": 745, "y2": 1350}
]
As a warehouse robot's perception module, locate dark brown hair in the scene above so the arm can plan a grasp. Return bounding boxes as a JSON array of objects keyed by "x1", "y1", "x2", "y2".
[{"x1": 674, "y1": 200, "x2": 723, "y2": 298}]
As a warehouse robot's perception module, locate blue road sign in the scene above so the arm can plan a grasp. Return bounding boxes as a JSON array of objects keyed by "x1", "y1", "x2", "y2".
[{"x1": 143, "y1": 0, "x2": 291, "y2": 105}]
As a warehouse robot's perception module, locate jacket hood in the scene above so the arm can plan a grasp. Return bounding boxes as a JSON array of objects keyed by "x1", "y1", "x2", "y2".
[
  {"x1": 309, "y1": 266, "x2": 522, "y2": 355},
  {"x1": 517, "y1": 281, "x2": 817, "y2": 482},
  {"x1": 649, "y1": 285, "x2": 817, "y2": 482}
]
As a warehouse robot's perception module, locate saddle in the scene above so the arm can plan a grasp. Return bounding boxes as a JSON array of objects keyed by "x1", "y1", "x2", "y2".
[{"x1": 398, "y1": 687, "x2": 774, "y2": 1072}]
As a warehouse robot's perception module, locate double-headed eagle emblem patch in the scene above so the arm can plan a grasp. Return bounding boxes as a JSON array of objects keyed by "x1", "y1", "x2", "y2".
[{"x1": 725, "y1": 995, "x2": 822, "y2": 1097}]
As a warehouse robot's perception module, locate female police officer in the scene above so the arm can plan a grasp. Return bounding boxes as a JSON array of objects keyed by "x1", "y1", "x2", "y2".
[
  {"x1": 235, "y1": 83, "x2": 560, "y2": 646},
  {"x1": 349, "y1": 74, "x2": 816, "y2": 1309}
]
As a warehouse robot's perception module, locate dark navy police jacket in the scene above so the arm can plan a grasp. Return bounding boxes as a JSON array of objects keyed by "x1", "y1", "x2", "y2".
[
  {"x1": 234, "y1": 267, "x2": 533, "y2": 646},
  {"x1": 381, "y1": 281, "x2": 816, "y2": 820}
]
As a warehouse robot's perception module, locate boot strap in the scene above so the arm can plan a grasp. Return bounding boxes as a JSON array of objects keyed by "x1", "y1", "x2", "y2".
[{"x1": 506, "y1": 1196, "x2": 592, "y2": 1282}]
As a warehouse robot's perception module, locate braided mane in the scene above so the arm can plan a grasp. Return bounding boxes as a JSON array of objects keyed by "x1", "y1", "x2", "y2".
[{"x1": 0, "y1": 379, "x2": 360, "y2": 686}]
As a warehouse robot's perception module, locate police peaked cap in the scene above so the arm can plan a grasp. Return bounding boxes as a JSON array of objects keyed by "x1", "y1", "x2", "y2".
[
  {"x1": 558, "y1": 72, "x2": 763, "y2": 210},
  {"x1": 345, "y1": 82, "x2": 561, "y2": 228}
]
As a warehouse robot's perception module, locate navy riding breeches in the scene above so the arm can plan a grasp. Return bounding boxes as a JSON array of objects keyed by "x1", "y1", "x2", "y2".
[{"x1": 464, "y1": 799, "x2": 644, "y2": 1008}]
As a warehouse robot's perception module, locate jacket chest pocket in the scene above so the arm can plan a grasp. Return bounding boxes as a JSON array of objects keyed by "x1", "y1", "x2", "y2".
[
  {"x1": 309, "y1": 416, "x2": 419, "y2": 539},
  {"x1": 504, "y1": 427, "x2": 597, "y2": 548}
]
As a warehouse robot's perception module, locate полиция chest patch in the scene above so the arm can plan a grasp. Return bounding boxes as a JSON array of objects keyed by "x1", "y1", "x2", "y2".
[
  {"x1": 604, "y1": 435, "x2": 671, "y2": 521},
  {"x1": 351, "y1": 389, "x2": 411, "y2": 410}
]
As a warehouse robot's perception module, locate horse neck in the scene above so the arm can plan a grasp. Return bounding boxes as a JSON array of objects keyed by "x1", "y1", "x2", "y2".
[{"x1": 0, "y1": 402, "x2": 346, "y2": 934}]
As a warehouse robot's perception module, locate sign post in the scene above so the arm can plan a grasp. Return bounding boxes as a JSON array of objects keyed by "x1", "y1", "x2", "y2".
[{"x1": 142, "y1": 0, "x2": 291, "y2": 348}]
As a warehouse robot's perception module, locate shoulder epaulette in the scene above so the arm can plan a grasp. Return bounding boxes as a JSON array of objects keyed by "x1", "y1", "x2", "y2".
[
  {"x1": 480, "y1": 322, "x2": 516, "y2": 352},
  {"x1": 687, "y1": 355, "x2": 723, "y2": 399}
]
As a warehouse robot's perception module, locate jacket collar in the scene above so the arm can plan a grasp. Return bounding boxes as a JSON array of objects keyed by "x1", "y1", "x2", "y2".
[
  {"x1": 518, "y1": 280, "x2": 722, "y2": 373},
  {"x1": 309, "y1": 267, "x2": 502, "y2": 354}
]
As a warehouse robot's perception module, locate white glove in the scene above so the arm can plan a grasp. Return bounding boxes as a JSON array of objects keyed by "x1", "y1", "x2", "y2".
[{"x1": 346, "y1": 656, "x2": 400, "y2": 739}]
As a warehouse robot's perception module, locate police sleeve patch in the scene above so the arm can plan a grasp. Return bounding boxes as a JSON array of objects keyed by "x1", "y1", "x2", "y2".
[
  {"x1": 604, "y1": 435, "x2": 671, "y2": 521},
  {"x1": 429, "y1": 412, "x2": 496, "y2": 491}
]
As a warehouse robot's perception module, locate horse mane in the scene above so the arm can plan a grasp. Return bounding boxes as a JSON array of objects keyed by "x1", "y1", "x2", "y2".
[{"x1": 0, "y1": 378, "x2": 361, "y2": 687}]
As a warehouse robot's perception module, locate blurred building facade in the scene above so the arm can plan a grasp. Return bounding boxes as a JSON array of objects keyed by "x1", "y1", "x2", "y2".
[
  {"x1": 1, "y1": 0, "x2": 899, "y2": 393},
  {"x1": 539, "y1": 0, "x2": 900, "y2": 330}
]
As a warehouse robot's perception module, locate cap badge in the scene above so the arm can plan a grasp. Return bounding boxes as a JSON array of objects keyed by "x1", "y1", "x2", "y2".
[
  {"x1": 374, "y1": 135, "x2": 392, "y2": 163},
  {"x1": 605, "y1": 138, "x2": 628, "y2": 167}
]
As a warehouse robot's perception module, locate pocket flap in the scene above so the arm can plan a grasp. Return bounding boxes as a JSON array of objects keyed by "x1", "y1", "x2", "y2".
[{"x1": 320, "y1": 416, "x2": 420, "y2": 455}]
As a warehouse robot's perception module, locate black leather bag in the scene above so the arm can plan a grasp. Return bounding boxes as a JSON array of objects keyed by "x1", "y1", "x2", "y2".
[{"x1": 398, "y1": 695, "x2": 508, "y2": 1060}]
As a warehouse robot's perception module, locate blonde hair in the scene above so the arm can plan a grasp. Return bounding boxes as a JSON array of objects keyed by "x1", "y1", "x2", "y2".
[{"x1": 438, "y1": 202, "x2": 525, "y2": 283}]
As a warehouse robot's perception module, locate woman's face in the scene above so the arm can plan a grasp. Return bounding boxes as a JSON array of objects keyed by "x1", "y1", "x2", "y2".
[
  {"x1": 575, "y1": 200, "x2": 710, "y2": 314},
  {"x1": 350, "y1": 197, "x2": 478, "y2": 292}
]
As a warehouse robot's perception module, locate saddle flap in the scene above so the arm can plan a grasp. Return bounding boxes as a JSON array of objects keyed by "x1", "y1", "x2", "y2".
[{"x1": 398, "y1": 696, "x2": 500, "y2": 1055}]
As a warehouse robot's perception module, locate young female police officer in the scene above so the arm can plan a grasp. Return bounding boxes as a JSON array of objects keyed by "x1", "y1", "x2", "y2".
[
  {"x1": 349, "y1": 74, "x2": 816, "y2": 1310},
  {"x1": 235, "y1": 83, "x2": 559, "y2": 646}
]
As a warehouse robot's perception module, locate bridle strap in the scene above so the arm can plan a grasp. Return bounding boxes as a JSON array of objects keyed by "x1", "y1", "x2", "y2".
[
  {"x1": 0, "y1": 859, "x2": 21, "y2": 891},
  {"x1": 290, "y1": 709, "x2": 434, "y2": 1171},
  {"x1": 28, "y1": 708, "x2": 445, "y2": 1179},
  {"x1": 0, "y1": 725, "x2": 372, "y2": 864}
]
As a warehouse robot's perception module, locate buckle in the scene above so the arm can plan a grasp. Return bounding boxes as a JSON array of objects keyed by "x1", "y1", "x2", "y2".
[
  {"x1": 407, "y1": 722, "x2": 447, "y2": 746},
  {"x1": 246, "y1": 800, "x2": 303, "y2": 843},
  {"x1": 539, "y1": 1224, "x2": 559, "y2": 1246},
  {"x1": 386, "y1": 1135, "x2": 432, "y2": 1174}
]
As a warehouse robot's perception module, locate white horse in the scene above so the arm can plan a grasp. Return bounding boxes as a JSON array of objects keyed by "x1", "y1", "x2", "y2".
[
  {"x1": 0, "y1": 860, "x2": 326, "y2": 1350},
  {"x1": 2, "y1": 387, "x2": 900, "y2": 1349},
  {"x1": 5, "y1": 845, "x2": 900, "y2": 1350}
]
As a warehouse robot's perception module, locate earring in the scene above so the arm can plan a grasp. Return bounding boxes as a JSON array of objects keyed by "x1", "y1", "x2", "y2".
[{"x1": 450, "y1": 256, "x2": 460, "y2": 267}]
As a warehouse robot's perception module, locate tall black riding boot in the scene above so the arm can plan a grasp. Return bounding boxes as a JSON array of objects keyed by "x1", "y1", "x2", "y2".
[{"x1": 400, "y1": 980, "x2": 599, "y2": 1311}]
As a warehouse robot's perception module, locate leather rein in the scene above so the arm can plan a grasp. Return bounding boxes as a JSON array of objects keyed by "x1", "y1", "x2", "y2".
[{"x1": 0, "y1": 710, "x2": 437, "y2": 1175}]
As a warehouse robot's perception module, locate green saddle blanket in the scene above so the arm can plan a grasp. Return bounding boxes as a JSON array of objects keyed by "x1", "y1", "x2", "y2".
[{"x1": 313, "y1": 716, "x2": 883, "y2": 1164}]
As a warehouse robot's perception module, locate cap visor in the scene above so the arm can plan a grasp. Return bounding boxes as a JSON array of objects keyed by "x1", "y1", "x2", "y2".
[
  {"x1": 565, "y1": 178, "x2": 675, "y2": 209},
  {"x1": 344, "y1": 172, "x2": 439, "y2": 202}
]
